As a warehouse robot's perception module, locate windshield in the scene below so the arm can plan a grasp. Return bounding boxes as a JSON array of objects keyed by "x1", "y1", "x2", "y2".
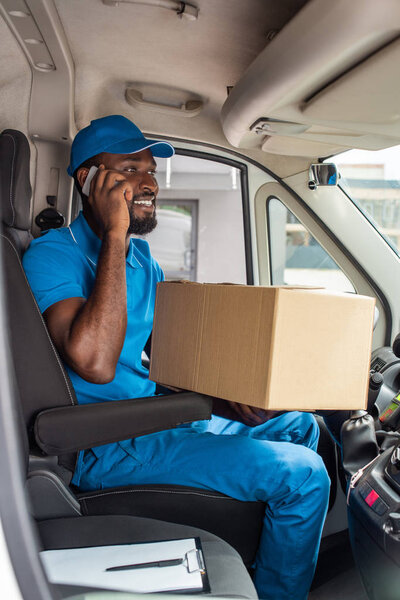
[{"x1": 330, "y1": 146, "x2": 400, "y2": 257}]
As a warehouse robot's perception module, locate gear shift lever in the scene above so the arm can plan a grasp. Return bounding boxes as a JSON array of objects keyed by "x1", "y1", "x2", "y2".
[{"x1": 341, "y1": 410, "x2": 379, "y2": 479}]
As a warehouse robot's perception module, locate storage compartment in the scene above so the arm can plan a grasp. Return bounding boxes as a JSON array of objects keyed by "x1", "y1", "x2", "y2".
[{"x1": 220, "y1": 0, "x2": 400, "y2": 155}]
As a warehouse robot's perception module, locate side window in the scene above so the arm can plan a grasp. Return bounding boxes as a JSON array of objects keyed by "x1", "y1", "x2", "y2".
[
  {"x1": 146, "y1": 155, "x2": 247, "y2": 284},
  {"x1": 147, "y1": 200, "x2": 198, "y2": 281},
  {"x1": 268, "y1": 197, "x2": 355, "y2": 292}
]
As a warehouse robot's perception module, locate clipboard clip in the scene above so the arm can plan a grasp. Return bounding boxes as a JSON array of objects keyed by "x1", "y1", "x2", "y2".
[{"x1": 185, "y1": 548, "x2": 205, "y2": 573}]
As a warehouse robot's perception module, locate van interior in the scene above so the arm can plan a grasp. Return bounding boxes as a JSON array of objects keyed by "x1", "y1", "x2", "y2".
[{"x1": 1, "y1": 0, "x2": 400, "y2": 599}]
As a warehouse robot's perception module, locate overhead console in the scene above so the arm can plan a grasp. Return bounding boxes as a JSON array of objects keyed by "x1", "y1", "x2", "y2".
[{"x1": 221, "y1": 0, "x2": 400, "y2": 157}]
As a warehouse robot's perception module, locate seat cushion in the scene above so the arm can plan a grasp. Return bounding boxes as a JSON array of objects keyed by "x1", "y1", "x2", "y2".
[
  {"x1": 37, "y1": 514, "x2": 258, "y2": 598},
  {"x1": 77, "y1": 483, "x2": 265, "y2": 567}
]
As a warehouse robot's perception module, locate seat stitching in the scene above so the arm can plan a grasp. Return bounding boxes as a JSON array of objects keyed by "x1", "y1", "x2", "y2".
[
  {"x1": 78, "y1": 488, "x2": 236, "y2": 501},
  {"x1": 1, "y1": 233, "x2": 76, "y2": 405},
  {"x1": 3, "y1": 133, "x2": 16, "y2": 227}
]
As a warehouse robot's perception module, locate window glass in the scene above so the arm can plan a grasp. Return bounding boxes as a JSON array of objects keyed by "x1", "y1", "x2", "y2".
[
  {"x1": 146, "y1": 200, "x2": 198, "y2": 281},
  {"x1": 268, "y1": 197, "x2": 354, "y2": 292},
  {"x1": 330, "y1": 146, "x2": 400, "y2": 256},
  {"x1": 145, "y1": 155, "x2": 247, "y2": 283}
]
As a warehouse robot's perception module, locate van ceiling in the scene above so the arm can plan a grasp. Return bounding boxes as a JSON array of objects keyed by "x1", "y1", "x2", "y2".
[
  {"x1": 55, "y1": 0, "x2": 307, "y2": 128},
  {"x1": 0, "y1": 0, "x2": 314, "y2": 177},
  {"x1": 2, "y1": 0, "x2": 400, "y2": 175},
  {"x1": 49, "y1": 0, "x2": 310, "y2": 174}
]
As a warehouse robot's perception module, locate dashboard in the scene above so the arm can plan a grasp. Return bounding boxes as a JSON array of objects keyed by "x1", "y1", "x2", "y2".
[{"x1": 371, "y1": 345, "x2": 400, "y2": 431}]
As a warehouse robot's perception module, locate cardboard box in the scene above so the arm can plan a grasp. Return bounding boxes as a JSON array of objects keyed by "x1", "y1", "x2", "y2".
[{"x1": 149, "y1": 282, "x2": 376, "y2": 411}]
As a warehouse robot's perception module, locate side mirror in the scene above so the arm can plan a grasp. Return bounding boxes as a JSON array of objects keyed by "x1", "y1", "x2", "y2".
[{"x1": 308, "y1": 163, "x2": 339, "y2": 190}]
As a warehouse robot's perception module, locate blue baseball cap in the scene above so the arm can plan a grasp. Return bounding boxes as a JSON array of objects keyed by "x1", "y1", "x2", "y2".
[{"x1": 67, "y1": 115, "x2": 175, "y2": 176}]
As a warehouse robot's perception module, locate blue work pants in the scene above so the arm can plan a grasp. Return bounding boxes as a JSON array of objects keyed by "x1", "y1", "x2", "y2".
[{"x1": 78, "y1": 411, "x2": 330, "y2": 600}]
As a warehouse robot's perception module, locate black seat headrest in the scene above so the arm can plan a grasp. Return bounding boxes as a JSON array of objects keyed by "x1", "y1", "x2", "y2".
[{"x1": 0, "y1": 129, "x2": 32, "y2": 231}]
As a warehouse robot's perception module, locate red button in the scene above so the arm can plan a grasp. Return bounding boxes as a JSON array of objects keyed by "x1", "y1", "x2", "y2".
[{"x1": 365, "y1": 489, "x2": 379, "y2": 507}]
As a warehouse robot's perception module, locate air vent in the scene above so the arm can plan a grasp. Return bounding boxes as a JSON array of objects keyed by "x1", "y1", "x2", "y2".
[{"x1": 371, "y1": 357, "x2": 386, "y2": 372}]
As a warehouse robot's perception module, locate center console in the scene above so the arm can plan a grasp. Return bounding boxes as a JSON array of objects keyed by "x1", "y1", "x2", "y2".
[
  {"x1": 344, "y1": 339, "x2": 400, "y2": 600},
  {"x1": 347, "y1": 442, "x2": 400, "y2": 600}
]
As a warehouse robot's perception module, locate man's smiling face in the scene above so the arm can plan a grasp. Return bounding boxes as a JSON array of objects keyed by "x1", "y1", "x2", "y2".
[{"x1": 84, "y1": 148, "x2": 159, "y2": 235}]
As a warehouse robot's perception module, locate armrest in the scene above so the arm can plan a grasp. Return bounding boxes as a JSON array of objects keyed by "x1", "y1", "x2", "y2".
[{"x1": 34, "y1": 392, "x2": 212, "y2": 455}]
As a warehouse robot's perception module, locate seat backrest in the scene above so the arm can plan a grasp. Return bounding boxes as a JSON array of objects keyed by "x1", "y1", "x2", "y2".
[
  {"x1": 0, "y1": 129, "x2": 33, "y2": 256},
  {"x1": 0, "y1": 129, "x2": 78, "y2": 448}
]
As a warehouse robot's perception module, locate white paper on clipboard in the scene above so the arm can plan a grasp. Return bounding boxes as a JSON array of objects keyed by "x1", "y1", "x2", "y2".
[{"x1": 40, "y1": 537, "x2": 208, "y2": 594}]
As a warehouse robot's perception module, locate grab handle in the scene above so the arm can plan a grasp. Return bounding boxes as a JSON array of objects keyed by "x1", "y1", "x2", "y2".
[{"x1": 125, "y1": 88, "x2": 203, "y2": 117}]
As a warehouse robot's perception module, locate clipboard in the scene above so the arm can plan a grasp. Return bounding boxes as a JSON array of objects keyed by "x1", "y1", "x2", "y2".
[{"x1": 40, "y1": 537, "x2": 210, "y2": 594}]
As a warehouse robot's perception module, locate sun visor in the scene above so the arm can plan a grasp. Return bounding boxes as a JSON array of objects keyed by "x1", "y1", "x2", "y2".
[
  {"x1": 221, "y1": 0, "x2": 400, "y2": 157},
  {"x1": 303, "y1": 38, "x2": 400, "y2": 125}
]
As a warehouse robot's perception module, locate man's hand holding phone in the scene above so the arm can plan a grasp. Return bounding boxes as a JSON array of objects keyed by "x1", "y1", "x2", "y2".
[{"x1": 83, "y1": 165, "x2": 131, "y2": 236}]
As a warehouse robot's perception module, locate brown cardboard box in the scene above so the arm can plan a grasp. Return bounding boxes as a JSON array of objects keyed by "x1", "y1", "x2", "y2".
[{"x1": 149, "y1": 282, "x2": 376, "y2": 411}]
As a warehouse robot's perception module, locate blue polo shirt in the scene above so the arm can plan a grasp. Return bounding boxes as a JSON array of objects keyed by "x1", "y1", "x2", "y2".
[{"x1": 23, "y1": 211, "x2": 163, "y2": 406}]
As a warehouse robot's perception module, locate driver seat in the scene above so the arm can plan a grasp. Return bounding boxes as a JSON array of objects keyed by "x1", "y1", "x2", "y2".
[{"x1": 0, "y1": 128, "x2": 265, "y2": 570}]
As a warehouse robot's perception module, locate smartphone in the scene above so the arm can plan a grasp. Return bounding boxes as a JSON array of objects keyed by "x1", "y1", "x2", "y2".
[{"x1": 82, "y1": 165, "x2": 98, "y2": 196}]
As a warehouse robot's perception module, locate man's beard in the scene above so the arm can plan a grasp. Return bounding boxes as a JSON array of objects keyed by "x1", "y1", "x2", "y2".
[{"x1": 128, "y1": 198, "x2": 158, "y2": 235}]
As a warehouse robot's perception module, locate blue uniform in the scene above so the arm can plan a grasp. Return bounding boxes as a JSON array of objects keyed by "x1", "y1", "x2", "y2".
[{"x1": 23, "y1": 212, "x2": 330, "y2": 600}]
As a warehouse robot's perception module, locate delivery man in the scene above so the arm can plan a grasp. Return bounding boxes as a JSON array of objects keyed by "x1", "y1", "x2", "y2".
[{"x1": 23, "y1": 115, "x2": 330, "y2": 600}]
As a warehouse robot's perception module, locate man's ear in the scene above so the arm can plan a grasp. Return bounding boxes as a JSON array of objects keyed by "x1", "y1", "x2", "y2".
[{"x1": 76, "y1": 167, "x2": 89, "y2": 189}]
